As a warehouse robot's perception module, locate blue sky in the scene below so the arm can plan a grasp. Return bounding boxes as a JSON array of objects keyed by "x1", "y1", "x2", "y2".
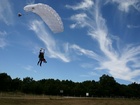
[{"x1": 0, "y1": 0, "x2": 140, "y2": 84}]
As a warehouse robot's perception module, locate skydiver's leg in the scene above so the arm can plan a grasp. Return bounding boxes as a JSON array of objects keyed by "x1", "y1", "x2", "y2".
[
  {"x1": 37, "y1": 60, "x2": 40, "y2": 65},
  {"x1": 37, "y1": 58, "x2": 41, "y2": 65},
  {"x1": 40, "y1": 60, "x2": 43, "y2": 66}
]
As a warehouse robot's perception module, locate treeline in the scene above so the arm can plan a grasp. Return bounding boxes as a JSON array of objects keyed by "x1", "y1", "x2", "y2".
[{"x1": 0, "y1": 73, "x2": 140, "y2": 98}]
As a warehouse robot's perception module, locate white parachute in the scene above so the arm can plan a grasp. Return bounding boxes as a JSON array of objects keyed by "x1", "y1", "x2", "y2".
[{"x1": 24, "y1": 3, "x2": 64, "y2": 33}]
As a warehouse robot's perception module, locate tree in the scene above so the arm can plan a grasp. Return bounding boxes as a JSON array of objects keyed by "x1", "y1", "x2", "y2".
[
  {"x1": 60, "y1": 80, "x2": 75, "y2": 96},
  {"x1": 98, "y1": 74, "x2": 118, "y2": 97},
  {"x1": 11, "y1": 78, "x2": 22, "y2": 92},
  {"x1": 0, "y1": 73, "x2": 12, "y2": 91},
  {"x1": 22, "y1": 77, "x2": 36, "y2": 94},
  {"x1": 0, "y1": 73, "x2": 140, "y2": 98},
  {"x1": 128, "y1": 82, "x2": 140, "y2": 98},
  {"x1": 82, "y1": 80, "x2": 98, "y2": 97}
]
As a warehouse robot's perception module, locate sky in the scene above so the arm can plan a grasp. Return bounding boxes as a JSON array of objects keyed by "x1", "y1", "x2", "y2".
[{"x1": 0, "y1": 0, "x2": 140, "y2": 84}]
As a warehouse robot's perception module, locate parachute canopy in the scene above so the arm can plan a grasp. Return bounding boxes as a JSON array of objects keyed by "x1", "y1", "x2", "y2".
[{"x1": 24, "y1": 3, "x2": 64, "y2": 33}]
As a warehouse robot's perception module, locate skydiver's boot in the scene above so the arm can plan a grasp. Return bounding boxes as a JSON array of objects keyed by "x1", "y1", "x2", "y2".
[{"x1": 37, "y1": 61, "x2": 40, "y2": 65}]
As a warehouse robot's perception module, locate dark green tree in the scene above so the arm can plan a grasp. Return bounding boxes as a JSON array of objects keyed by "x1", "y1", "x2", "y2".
[
  {"x1": 60, "y1": 80, "x2": 75, "y2": 96},
  {"x1": 128, "y1": 82, "x2": 140, "y2": 98},
  {"x1": 0, "y1": 73, "x2": 12, "y2": 91},
  {"x1": 1, "y1": 73, "x2": 140, "y2": 98},
  {"x1": 98, "y1": 74, "x2": 119, "y2": 97},
  {"x1": 82, "y1": 80, "x2": 98, "y2": 97},
  {"x1": 11, "y1": 78, "x2": 22, "y2": 92},
  {"x1": 22, "y1": 77, "x2": 36, "y2": 94}
]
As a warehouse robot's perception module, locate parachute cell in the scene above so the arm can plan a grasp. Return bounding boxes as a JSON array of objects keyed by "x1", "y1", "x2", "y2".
[{"x1": 24, "y1": 3, "x2": 64, "y2": 33}]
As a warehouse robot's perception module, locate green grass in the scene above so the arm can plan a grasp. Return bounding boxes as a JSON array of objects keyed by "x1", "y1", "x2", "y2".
[{"x1": 0, "y1": 94, "x2": 140, "y2": 105}]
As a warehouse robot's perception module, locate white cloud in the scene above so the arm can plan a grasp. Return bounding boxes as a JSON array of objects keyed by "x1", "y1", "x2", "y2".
[
  {"x1": 70, "y1": 13, "x2": 90, "y2": 28},
  {"x1": 127, "y1": 24, "x2": 140, "y2": 28},
  {"x1": 66, "y1": 0, "x2": 94, "y2": 29},
  {"x1": 0, "y1": 38, "x2": 7, "y2": 48},
  {"x1": 26, "y1": 0, "x2": 35, "y2": 5},
  {"x1": 0, "y1": 31, "x2": 7, "y2": 48},
  {"x1": 109, "y1": 0, "x2": 140, "y2": 12},
  {"x1": 66, "y1": 0, "x2": 94, "y2": 10},
  {"x1": 70, "y1": 44, "x2": 103, "y2": 62},
  {"x1": 24, "y1": 65, "x2": 33, "y2": 71},
  {"x1": 0, "y1": 0, "x2": 14, "y2": 25},
  {"x1": 134, "y1": 1, "x2": 140, "y2": 11},
  {"x1": 29, "y1": 20, "x2": 70, "y2": 62},
  {"x1": 81, "y1": 63, "x2": 97, "y2": 69},
  {"x1": 67, "y1": 0, "x2": 140, "y2": 82},
  {"x1": 0, "y1": 31, "x2": 7, "y2": 36},
  {"x1": 23, "y1": 65, "x2": 37, "y2": 73}
]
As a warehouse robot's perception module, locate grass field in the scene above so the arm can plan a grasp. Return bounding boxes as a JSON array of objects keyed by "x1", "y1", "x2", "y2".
[{"x1": 0, "y1": 94, "x2": 140, "y2": 105}]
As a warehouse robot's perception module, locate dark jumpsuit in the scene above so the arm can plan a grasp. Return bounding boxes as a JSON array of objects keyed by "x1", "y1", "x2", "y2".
[{"x1": 37, "y1": 49, "x2": 46, "y2": 66}]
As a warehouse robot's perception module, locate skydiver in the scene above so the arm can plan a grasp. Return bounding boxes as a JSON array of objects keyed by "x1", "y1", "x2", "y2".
[{"x1": 37, "y1": 48, "x2": 47, "y2": 66}]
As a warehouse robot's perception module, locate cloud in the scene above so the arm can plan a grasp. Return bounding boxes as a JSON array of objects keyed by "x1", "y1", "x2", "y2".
[
  {"x1": 67, "y1": 0, "x2": 140, "y2": 82},
  {"x1": 24, "y1": 65, "x2": 33, "y2": 71},
  {"x1": 108, "y1": 0, "x2": 140, "y2": 12},
  {"x1": 0, "y1": 38, "x2": 7, "y2": 48},
  {"x1": 127, "y1": 24, "x2": 140, "y2": 29},
  {"x1": 29, "y1": 20, "x2": 70, "y2": 62},
  {"x1": 70, "y1": 44, "x2": 103, "y2": 62},
  {"x1": 66, "y1": 0, "x2": 94, "y2": 10},
  {"x1": 99, "y1": 44, "x2": 140, "y2": 81},
  {"x1": 0, "y1": 31, "x2": 7, "y2": 36},
  {"x1": 70, "y1": 13, "x2": 90, "y2": 29},
  {"x1": 0, "y1": 0, "x2": 14, "y2": 25},
  {"x1": 66, "y1": 0, "x2": 94, "y2": 29},
  {"x1": 26, "y1": 0, "x2": 35, "y2": 5},
  {"x1": 80, "y1": 62, "x2": 98, "y2": 70},
  {"x1": 23, "y1": 65, "x2": 37, "y2": 73},
  {"x1": 0, "y1": 31, "x2": 7, "y2": 48},
  {"x1": 134, "y1": 1, "x2": 140, "y2": 11}
]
